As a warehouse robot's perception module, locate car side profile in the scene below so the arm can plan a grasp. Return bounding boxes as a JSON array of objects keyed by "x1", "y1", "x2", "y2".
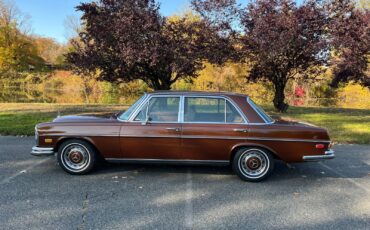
[{"x1": 31, "y1": 91, "x2": 334, "y2": 182}]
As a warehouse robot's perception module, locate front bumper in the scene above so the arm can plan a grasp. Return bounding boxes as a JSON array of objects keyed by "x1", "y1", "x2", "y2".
[
  {"x1": 31, "y1": 146, "x2": 55, "y2": 156},
  {"x1": 302, "y1": 149, "x2": 335, "y2": 161}
]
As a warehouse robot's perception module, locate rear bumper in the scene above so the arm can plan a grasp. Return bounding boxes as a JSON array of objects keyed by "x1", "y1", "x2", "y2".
[
  {"x1": 303, "y1": 149, "x2": 335, "y2": 161},
  {"x1": 31, "y1": 146, "x2": 55, "y2": 156}
]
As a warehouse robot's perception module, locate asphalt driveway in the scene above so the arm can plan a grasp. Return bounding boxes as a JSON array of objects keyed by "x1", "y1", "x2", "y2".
[{"x1": 0, "y1": 136, "x2": 369, "y2": 230}]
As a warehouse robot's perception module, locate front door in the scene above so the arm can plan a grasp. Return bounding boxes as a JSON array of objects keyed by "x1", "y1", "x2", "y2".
[{"x1": 120, "y1": 96, "x2": 182, "y2": 159}]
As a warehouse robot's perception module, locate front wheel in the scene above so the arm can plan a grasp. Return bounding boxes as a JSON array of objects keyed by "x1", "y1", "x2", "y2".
[
  {"x1": 57, "y1": 139, "x2": 97, "y2": 175},
  {"x1": 232, "y1": 147, "x2": 274, "y2": 182}
]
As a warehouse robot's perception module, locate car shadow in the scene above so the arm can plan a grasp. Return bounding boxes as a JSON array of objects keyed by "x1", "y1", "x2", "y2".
[{"x1": 94, "y1": 154, "x2": 370, "y2": 181}]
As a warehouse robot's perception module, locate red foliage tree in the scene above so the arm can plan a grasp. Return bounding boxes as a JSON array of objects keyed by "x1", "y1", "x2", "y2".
[
  {"x1": 328, "y1": 0, "x2": 370, "y2": 88},
  {"x1": 66, "y1": 0, "x2": 233, "y2": 90}
]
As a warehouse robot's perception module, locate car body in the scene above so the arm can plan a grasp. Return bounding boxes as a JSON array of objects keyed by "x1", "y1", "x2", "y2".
[{"x1": 31, "y1": 91, "x2": 335, "y2": 181}]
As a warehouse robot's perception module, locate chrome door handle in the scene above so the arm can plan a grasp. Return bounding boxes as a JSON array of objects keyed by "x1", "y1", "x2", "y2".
[
  {"x1": 166, "y1": 127, "x2": 180, "y2": 132},
  {"x1": 233, "y1": 128, "x2": 248, "y2": 133}
]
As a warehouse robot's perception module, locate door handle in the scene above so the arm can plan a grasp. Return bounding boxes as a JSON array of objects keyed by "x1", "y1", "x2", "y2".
[
  {"x1": 233, "y1": 128, "x2": 248, "y2": 133},
  {"x1": 166, "y1": 127, "x2": 180, "y2": 132}
]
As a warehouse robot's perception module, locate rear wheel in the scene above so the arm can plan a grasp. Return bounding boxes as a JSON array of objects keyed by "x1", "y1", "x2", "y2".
[
  {"x1": 57, "y1": 139, "x2": 97, "y2": 175},
  {"x1": 232, "y1": 147, "x2": 274, "y2": 182}
]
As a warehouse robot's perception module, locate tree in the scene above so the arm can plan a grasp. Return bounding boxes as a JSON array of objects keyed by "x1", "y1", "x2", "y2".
[
  {"x1": 240, "y1": 0, "x2": 328, "y2": 112},
  {"x1": 66, "y1": 0, "x2": 233, "y2": 90},
  {"x1": 0, "y1": 0, "x2": 41, "y2": 76},
  {"x1": 32, "y1": 37, "x2": 65, "y2": 64},
  {"x1": 328, "y1": 0, "x2": 370, "y2": 88}
]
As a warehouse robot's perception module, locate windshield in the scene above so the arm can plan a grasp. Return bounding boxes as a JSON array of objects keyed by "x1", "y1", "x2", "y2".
[
  {"x1": 118, "y1": 94, "x2": 146, "y2": 121},
  {"x1": 247, "y1": 98, "x2": 274, "y2": 123}
]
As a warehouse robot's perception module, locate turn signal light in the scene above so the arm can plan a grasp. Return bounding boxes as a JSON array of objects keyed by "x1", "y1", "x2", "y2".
[{"x1": 315, "y1": 144, "x2": 325, "y2": 149}]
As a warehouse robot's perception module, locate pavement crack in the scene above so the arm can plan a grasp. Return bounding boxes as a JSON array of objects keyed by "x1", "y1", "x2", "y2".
[
  {"x1": 185, "y1": 168, "x2": 193, "y2": 229},
  {"x1": 78, "y1": 192, "x2": 89, "y2": 230}
]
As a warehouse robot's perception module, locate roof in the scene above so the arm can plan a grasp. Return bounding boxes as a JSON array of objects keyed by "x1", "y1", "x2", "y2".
[{"x1": 147, "y1": 90, "x2": 249, "y2": 98}]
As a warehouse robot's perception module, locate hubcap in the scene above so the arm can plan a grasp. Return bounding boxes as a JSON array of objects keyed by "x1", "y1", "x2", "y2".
[
  {"x1": 61, "y1": 144, "x2": 90, "y2": 172},
  {"x1": 239, "y1": 149, "x2": 269, "y2": 178}
]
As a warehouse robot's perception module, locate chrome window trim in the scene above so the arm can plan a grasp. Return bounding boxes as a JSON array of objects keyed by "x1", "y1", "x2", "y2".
[
  {"x1": 128, "y1": 94, "x2": 182, "y2": 123},
  {"x1": 246, "y1": 97, "x2": 275, "y2": 124},
  {"x1": 182, "y1": 95, "x2": 248, "y2": 124},
  {"x1": 126, "y1": 94, "x2": 248, "y2": 124},
  {"x1": 117, "y1": 93, "x2": 149, "y2": 122}
]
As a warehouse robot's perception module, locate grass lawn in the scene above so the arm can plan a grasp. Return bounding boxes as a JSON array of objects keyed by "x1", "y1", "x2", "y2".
[{"x1": 0, "y1": 103, "x2": 369, "y2": 144}]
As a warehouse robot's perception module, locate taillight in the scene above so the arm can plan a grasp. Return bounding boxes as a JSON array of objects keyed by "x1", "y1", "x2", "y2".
[{"x1": 315, "y1": 144, "x2": 325, "y2": 149}]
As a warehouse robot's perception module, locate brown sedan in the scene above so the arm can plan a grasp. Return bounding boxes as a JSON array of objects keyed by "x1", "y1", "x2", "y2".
[{"x1": 31, "y1": 91, "x2": 334, "y2": 181}]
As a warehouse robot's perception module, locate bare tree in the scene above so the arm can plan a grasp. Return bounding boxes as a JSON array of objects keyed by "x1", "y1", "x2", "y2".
[
  {"x1": 0, "y1": 0, "x2": 31, "y2": 34},
  {"x1": 63, "y1": 14, "x2": 82, "y2": 41}
]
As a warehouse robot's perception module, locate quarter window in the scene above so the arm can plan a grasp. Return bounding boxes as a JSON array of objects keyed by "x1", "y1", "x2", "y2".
[
  {"x1": 134, "y1": 97, "x2": 180, "y2": 122},
  {"x1": 184, "y1": 97, "x2": 244, "y2": 123}
]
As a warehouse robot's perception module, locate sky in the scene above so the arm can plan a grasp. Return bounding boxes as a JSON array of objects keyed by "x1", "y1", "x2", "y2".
[{"x1": 13, "y1": 0, "x2": 194, "y2": 44}]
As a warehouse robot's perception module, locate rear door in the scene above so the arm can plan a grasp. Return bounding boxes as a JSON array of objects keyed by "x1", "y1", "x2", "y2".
[{"x1": 181, "y1": 96, "x2": 249, "y2": 161}]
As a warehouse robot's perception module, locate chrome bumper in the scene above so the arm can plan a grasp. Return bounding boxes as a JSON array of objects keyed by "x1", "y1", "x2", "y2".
[
  {"x1": 31, "y1": 146, "x2": 55, "y2": 156},
  {"x1": 303, "y1": 149, "x2": 335, "y2": 161}
]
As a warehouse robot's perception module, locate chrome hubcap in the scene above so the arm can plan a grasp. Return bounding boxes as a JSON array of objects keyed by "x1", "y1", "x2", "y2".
[
  {"x1": 239, "y1": 149, "x2": 269, "y2": 178},
  {"x1": 61, "y1": 144, "x2": 90, "y2": 172}
]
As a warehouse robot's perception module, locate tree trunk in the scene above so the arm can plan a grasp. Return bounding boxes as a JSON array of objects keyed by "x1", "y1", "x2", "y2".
[
  {"x1": 150, "y1": 77, "x2": 172, "y2": 90},
  {"x1": 273, "y1": 79, "x2": 289, "y2": 113}
]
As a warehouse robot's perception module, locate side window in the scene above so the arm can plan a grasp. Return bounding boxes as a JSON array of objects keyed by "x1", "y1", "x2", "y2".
[
  {"x1": 184, "y1": 97, "x2": 225, "y2": 122},
  {"x1": 184, "y1": 97, "x2": 244, "y2": 123},
  {"x1": 134, "y1": 97, "x2": 180, "y2": 122},
  {"x1": 226, "y1": 101, "x2": 244, "y2": 123}
]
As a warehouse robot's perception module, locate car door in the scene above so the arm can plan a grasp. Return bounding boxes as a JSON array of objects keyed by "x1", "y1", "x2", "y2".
[
  {"x1": 181, "y1": 96, "x2": 249, "y2": 161},
  {"x1": 120, "y1": 96, "x2": 182, "y2": 159}
]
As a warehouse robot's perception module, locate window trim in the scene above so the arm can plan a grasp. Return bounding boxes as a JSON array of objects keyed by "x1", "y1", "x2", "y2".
[
  {"x1": 129, "y1": 95, "x2": 182, "y2": 123},
  {"x1": 182, "y1": 95, "x2": 247, "y2": 124},
  {"x1": 126, "y1": 94, "x2": 248, "y2": 124},
  {"x1": 117, "y1": 93, "x2": 148, "y2": 122}
]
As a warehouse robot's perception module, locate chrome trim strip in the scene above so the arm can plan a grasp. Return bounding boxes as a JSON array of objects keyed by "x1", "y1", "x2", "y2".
[
  {"x1": 245, "y1": 137, "x2": 331, "y2": 143},
  {"x1": 105, "y1": 158, "x2": 229, "y2": 165},
  {"x1": 302, "y1": 149, "x2": 335, "y2": 161},
  {"x1": 41, "y1": 134, "x2": 119, "y2": 137},
  {"x1": 31, "y1": 146, "x2": 55, "y2": 156},
  {"x1": 119, "y1": 134, "x2": 330, "y2": 143}
]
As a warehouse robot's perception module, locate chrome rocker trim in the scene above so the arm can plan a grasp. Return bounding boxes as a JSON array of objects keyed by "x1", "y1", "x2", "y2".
[
  {"x1": 105, "y1": 158, "x2": 230, "y2": 165},
  {"x1": 31, "y1": 146, "x2": 55, "y2": 156},
  {"x1": 302, "y1": 149, "x2": 335, "y2": 161}
]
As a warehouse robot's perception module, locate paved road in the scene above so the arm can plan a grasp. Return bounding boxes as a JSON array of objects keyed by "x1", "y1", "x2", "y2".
[{"x1": 0, "y1": 136, "x2": 369, "y2": 230}]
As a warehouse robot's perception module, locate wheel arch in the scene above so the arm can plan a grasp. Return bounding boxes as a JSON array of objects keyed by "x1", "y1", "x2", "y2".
[
  {"x1": 229, "y1": 143, "x2": 281, "y2": 163},
  {"x1": 55, "y1": 136, "x2": 101, "y2": 156}
]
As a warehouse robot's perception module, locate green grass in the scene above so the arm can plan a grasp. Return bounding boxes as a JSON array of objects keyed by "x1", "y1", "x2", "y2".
[
  {"x1": 0, "y1": 103, "x2": 369, "y2": 144},
  {"x1": 0, "y1": 103, "x2": 127, "y2": 136},
  {"x1": 264, "y1": 106, "x2": 370, "y2": 144}
]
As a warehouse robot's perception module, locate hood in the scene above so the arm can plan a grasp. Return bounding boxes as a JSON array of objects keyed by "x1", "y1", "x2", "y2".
[{"x1": 53, "y1": 112, "x2": 117, "y2": 123}]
